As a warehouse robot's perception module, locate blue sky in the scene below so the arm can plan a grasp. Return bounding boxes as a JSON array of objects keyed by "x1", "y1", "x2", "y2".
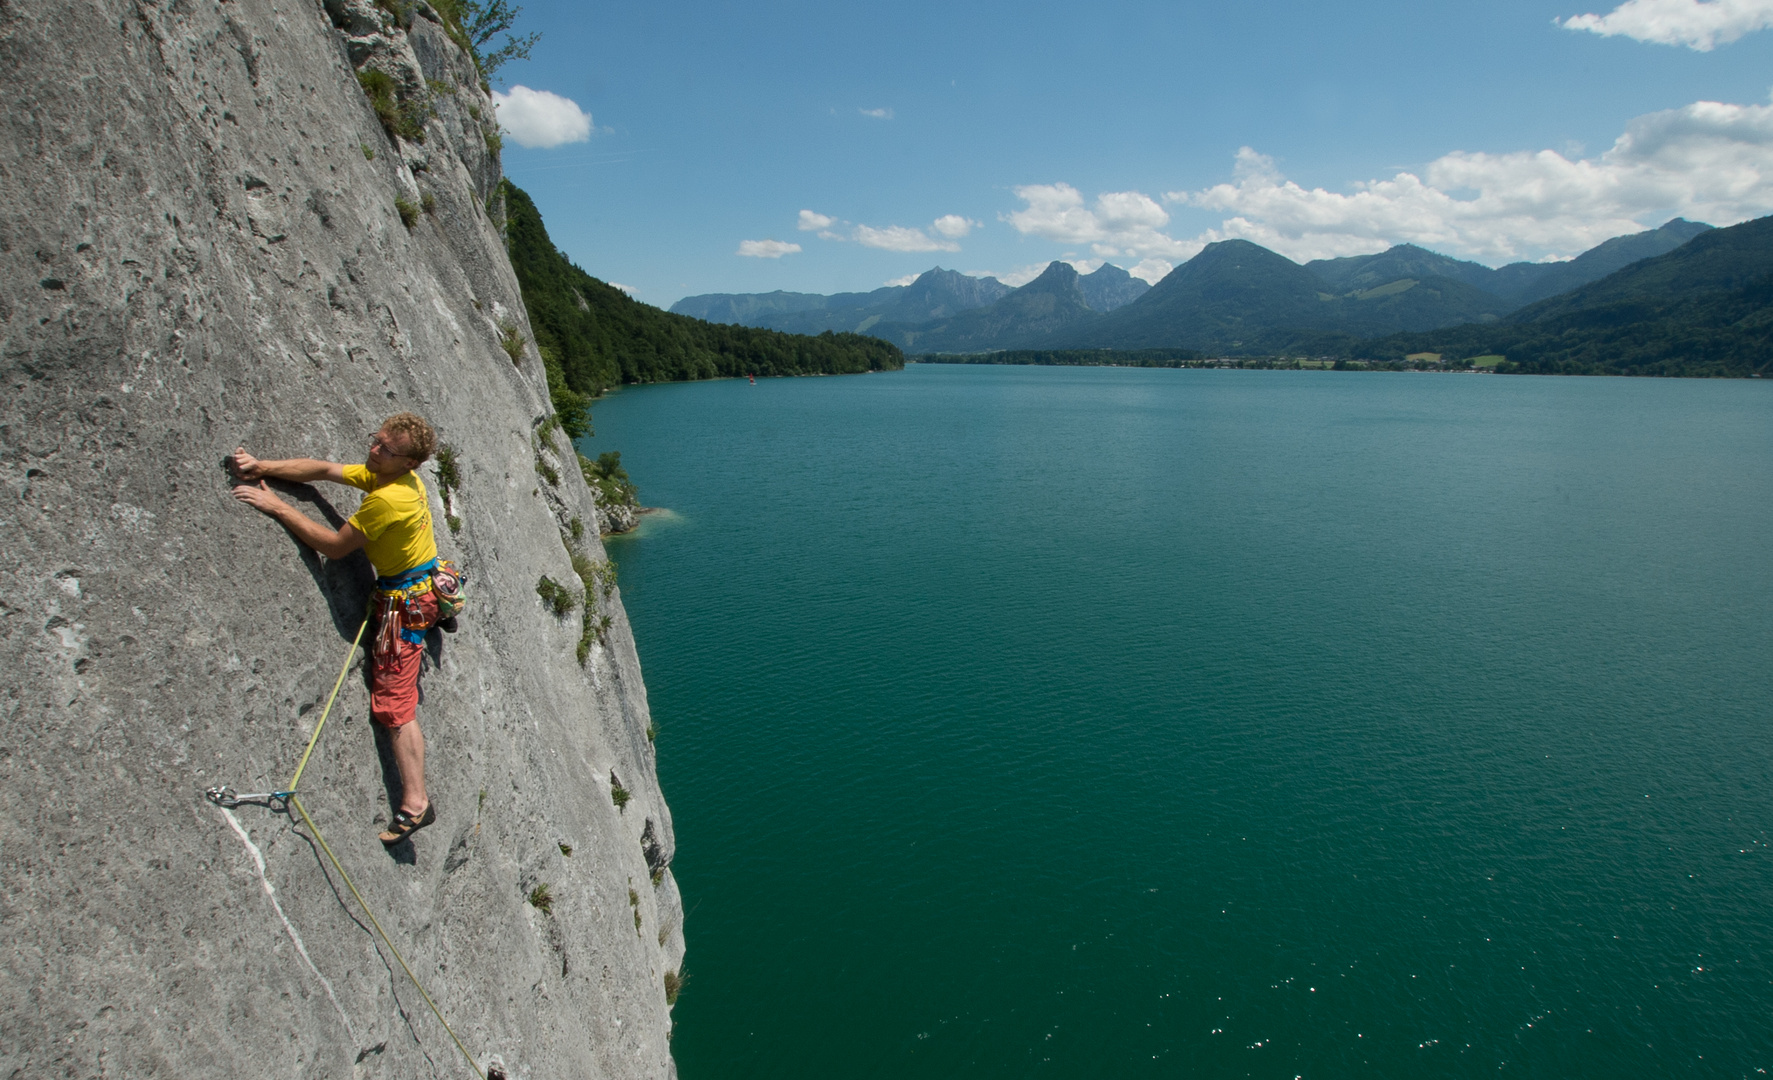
[{"x1": 491, "y1": 0, "x2": 1773, "y2": 305}]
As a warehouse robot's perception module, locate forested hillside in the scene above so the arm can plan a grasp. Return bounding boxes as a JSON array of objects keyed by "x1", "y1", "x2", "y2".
[
  {"x1": 503, "y1": 182, "x2": 904, "y2": 433},
  {"x1": 1358, "y1": 215, "x2": 1773, "y2": 376}
]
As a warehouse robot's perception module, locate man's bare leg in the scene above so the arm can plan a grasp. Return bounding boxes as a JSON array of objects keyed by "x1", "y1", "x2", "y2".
[{"x1": 386, "y1": 721, "x2": 428, "y2": 816}]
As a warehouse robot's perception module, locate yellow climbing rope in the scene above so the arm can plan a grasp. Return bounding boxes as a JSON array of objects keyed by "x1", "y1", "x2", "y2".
[
  {"x1": 289, "y1": 792, "x2": 485, "y2": 1080},
  {"x1": 287, "y1": 617, "x2": 370, "y2": 792},
  {"x1": 252, "y1": 617, "x2": 485, "y2": 1079}
]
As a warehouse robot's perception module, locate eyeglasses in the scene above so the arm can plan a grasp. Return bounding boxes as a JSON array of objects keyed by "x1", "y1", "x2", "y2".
[{"x1": 368, "y1": 432, "x2": 414, "y2": 459}]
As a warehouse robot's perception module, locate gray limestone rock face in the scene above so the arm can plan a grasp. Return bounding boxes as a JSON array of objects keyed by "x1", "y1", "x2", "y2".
[
  {"x1": 0, "y1": 0, "x2": 682, "y2": 1076},
  {"x1": 597, "y1": 500, "x2": 642, "y2": 537}
]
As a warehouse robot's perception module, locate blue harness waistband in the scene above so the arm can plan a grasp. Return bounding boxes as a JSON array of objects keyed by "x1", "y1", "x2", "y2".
[
  {"x1": 378, "y1": 559, "x2": 440, "y2": 646},
  {"x1": 377, "y1": 558, "x2": 439, "y2": 590}
]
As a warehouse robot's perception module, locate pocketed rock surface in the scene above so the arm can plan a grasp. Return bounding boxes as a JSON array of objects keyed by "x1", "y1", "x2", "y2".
[{"x1": 0, "y1": 0, "x2": 682, "y2": 1075}]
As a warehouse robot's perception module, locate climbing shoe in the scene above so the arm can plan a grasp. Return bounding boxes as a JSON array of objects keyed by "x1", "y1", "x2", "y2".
[
  {"x1": 379, "y1": 801, "x2": 436, "y2": 845},
  {"x1": 437, "y1": 616, "x2": 459, "y2": 634}
]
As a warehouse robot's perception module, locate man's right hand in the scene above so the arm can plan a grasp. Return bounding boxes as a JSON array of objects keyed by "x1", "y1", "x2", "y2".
[{"x1": 231, "y1": 446, "x2": 264, "y2": 479}]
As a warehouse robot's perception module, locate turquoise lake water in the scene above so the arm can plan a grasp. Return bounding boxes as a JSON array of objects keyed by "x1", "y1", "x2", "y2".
[{"x1": 587, "y1": 364, "x2": 1773, "y2": 1078}]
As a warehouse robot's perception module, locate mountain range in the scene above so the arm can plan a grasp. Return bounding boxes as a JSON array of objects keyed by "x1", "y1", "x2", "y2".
[
  {"x1": 673, "y1": 218, "x2": 1718, "y2": 358},
  {"x1": 671, "y1": 262, "x2": 1150, "y2": 336}
]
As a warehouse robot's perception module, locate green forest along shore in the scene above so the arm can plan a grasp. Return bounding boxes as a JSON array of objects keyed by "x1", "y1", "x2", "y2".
[{"x1": 503, "y1": 181, "x2": 905, "y2": 437}]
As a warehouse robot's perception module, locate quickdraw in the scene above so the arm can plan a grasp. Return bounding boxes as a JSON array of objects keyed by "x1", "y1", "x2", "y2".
[{"x1": 205, "y1": 786, "x2": 296, "y2": 809}]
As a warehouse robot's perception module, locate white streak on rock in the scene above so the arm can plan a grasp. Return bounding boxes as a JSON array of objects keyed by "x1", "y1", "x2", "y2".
[{"x1": 218, "y1": 807, "x2": 359, "y2": 1043}]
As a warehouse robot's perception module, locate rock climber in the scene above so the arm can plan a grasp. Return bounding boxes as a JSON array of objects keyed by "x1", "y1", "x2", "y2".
[{"x1": 230, "y1": 412, "x2": 443, "y2": 845}]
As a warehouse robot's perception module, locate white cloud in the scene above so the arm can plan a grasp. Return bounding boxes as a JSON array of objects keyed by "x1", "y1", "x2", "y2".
[
  {"x1": 969, "y1": 262, "x2": 1051, "y2": 287},
  {"x1": 884, "y1": 273, "x2": 922, "y2": 286},
  {"x1": 737, "y1": 239, "x2": 801, "y2": 258},
  {"x1": 1162, "y1": 96, "x2": 1773, "y2": 262},
  {"x1": 609, "y1": 282, "x2": 638, "y2": 294},
  {"x1": 859, "y1": 107, "x2": 894, "y2": 119},
  {"x1": 853, "y1": 224, "x2": 961, "y2": 252},
  {"x1": 1003, "y1": 183, "x2": 1202, "y2": 261},
  {"x1": 930, "y1": 214, "x2": 979, "y2": 239},
  {"x1": 799, "y1": 212, "x2": 977, "y2": 251},
  {"x1": 967, "y1": 259, "x2": 1170, "y2": 287},
  {"x1": 491, "y1": 85, "x2": 592, "y2": 149},
  {"x1": 1002, "y1": 95, "x2": 1773, "y2": 268},
  {"x1": 1128, "y1": 258, "x2": 1174, "y2": 284},
  {"x1": 1560, "y1": 0, "x2": 1773, "y2": 50}
]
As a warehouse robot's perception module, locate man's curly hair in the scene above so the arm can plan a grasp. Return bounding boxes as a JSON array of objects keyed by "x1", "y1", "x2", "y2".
[{"x1": 381, "y1": 412, "x2": 438, "y2": 463}]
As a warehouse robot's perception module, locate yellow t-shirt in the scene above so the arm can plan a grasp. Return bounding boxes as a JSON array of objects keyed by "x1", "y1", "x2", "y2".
[{"x1": 342, "y1": 464, "x2": 438, "y2": 579}]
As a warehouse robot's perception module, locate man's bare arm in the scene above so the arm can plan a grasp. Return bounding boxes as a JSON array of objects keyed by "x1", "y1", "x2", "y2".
[
  {"x1": 231, "y1": 447, "x2": 347, "y2": 484},
  {"x1": 232, "y1": 480, "x2": 369, "y2": 559}
]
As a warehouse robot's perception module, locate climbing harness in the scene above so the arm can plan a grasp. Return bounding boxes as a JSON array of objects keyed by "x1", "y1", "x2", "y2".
[
  {"x1": 374, "y1": 560, "x2": 438, "y2": 656},
  {"x1": 206, "y1": 615, "x2": 485, "y2": 1079},
  {"x1": 368, "y1": 557, "x2": 468, "y2": 654}
]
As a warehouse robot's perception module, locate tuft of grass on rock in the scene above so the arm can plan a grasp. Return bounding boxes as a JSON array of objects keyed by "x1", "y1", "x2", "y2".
[
  {"x1": 372, "y1": 0, "x2": 414, "y2": 29},
  {"x1": 663, "y1": 970, "x2": 685, "y2": 1005},
  {"x1": 361, "y1": 142, "x2": 375, "y2": 160},
  {"x1": 570, "y1": 553, "x2": 616, "y2": 664},
  {"x1": 535, "y1": 575, "x2": 576, "y2": 616},
  {"x1": 498, "y1": 320, "x2": 524, "y2": 365},
  {"x1": 527, "y1": 883, "x2": 553, "y2": 914},
  {"x1": 433, "y1": 444, "x2": 464, "y2": 531},
  {"x1": 434, "y1": 444, "x2": 461, "y2": 489},
  {"x1": 559, "y1": 842, "x2": 573, "y2": 857},
  {"x1": 395, "y1": 196, "x2": 419, "y2": 229},
  {"x1": 357, "y1": 67, "x2": 430, "y2": 142},
  {"x1": 420, "y1": 190, "x2": 436, "y2": 215}
]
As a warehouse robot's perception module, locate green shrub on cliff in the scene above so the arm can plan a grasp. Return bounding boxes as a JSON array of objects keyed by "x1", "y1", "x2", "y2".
[
  {"x1": 501, "y1": 181, "x2": 904, "y2": 438},
  {"x1": 580, "y1": 450, "x2": 638, "y2": 508}
]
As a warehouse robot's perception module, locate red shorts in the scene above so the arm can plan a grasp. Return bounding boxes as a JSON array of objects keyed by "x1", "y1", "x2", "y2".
[{"x1": 370, "y1": 591, "x2": 437, "y2": 728}]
